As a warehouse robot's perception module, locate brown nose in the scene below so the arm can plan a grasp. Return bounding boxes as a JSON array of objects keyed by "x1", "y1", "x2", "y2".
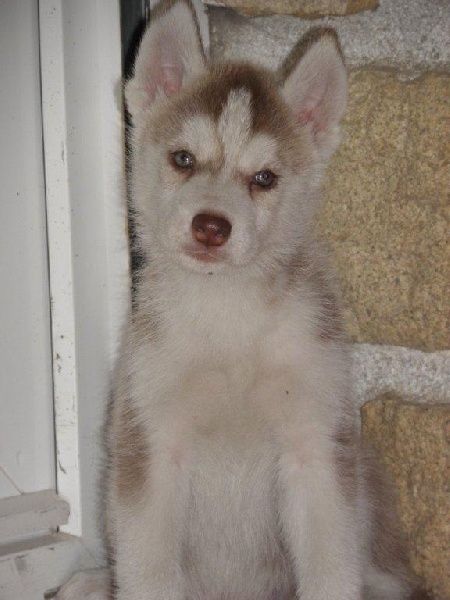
[{"x1": 191, "y1": 213, "x2": 232, "y2": 247}]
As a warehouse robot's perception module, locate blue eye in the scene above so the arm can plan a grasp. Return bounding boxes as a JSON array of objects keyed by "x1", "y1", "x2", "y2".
[
  {"x1": 172, "y1": 150, "x2": 194, "y2": 169},
  {"x1": 253, "y1": 170, "x2": 276, "y2": 188}
]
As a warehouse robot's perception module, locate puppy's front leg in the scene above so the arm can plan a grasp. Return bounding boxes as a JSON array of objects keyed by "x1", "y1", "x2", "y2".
[
  {"x1": 278, "y1": 426, "x2": 362, "y2": 600},
  {"x1": 113, "y1": 433, "x2": 189, "y2": 600}
]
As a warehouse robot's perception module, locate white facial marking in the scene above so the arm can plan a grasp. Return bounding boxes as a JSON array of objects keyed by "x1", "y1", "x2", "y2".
[{"x1": 218, "y1": 88, "x2": 252, "y2": 168}]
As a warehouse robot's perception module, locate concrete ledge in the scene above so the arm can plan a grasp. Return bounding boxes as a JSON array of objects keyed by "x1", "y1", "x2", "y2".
[
  {"x1": 206, "y1": 0, "x2": 379, "y2": 18},
  {"x1": 351, "y1": 344, "x2": 450, "y2": 409},
  {"x1": 209, "y1": 0, "x2": 450, "y2": 75}
]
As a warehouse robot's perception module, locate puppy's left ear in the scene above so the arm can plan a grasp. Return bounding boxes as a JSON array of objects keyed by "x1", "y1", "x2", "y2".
[
  {"x1": 281, "y1": 28, "x2": 347, "y2": 161},
  {"x1": 125, "y1": 0, "x2": 207, "y2": 126}
]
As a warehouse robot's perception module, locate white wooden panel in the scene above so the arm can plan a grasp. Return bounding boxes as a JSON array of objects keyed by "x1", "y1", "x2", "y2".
[
  {"x1": 0, "y1": 533, "x2": 99, "y2": 600},
  {"x1": 40, "y1": 0, "x2": 130, "y2": 560},
  {"x1": 0, "y1": 0, "x2": 55, "y2": 496},
  {"x1": 0, "y1": 470, "x2": 19, "y2": 500},
  {"x1": 0, "y1": 490, "x2": 69, "y2": 542}
]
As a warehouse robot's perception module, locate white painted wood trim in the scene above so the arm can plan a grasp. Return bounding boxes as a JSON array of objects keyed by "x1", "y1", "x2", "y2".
[
  {"x1": 0, "y1": 533, "x2": 100, "y2": 600},
  {"x1": 0, "y1": 491, "x2": 69, "y2": 542},
  {"x1": 39, "y1": 0, "x2": 130, "y2": 560},
  {"x1": 39, "y1": 0, "x2": 81, "y2": 537}
]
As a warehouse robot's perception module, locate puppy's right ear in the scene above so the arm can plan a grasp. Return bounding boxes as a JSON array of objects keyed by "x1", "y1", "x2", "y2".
[
  {"x1": 125, "y1": 0, "x2": 206, "y2": 125},
  {"x1": 281, "y1": 28, "x2": 347, "y2": 162}
]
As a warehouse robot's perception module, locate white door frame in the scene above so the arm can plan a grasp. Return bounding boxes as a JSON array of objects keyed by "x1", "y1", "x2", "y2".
[
  {"x1": 0, "y1": 0, "x2": 55, "y2": 501},
  {"x1": 1, "y1": 1, "x2": 129, "y2": 592},
  {"x1": 40, "y1": 0, "x2": 130, "y2": 561}
]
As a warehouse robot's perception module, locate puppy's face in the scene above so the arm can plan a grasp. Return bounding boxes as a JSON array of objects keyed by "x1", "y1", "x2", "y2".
[
  {"x1": 126, "y1": 1, "x2": 346, "y2": 276},
  {"x1": 136, "y1": 65, "x2": 313, "y2": 275}
]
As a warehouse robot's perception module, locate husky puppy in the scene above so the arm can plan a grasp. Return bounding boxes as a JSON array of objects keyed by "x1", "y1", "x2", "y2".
[{"x1": 56, "y1": 0, "x2": 420, "y2": 598}]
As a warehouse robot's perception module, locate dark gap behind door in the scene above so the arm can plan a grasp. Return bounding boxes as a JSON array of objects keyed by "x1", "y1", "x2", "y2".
[{"x1": 121, "y1": 0, "x2": 150, "y2": 302}]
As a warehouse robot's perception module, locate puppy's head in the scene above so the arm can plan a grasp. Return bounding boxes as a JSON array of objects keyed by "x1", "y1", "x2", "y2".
[{"x1": 126, "y1": 0, "x2": 347, "y2": 276}]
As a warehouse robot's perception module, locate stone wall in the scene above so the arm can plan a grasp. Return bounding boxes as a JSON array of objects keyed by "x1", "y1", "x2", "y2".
[
  {"x1": 207, "y1": 1, "x2": 449, "y2": 596},
  {"x1": 207, "y1": 0, "x2": 450, "y2": 410}
]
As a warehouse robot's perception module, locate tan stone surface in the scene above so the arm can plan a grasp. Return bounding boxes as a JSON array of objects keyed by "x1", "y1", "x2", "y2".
[
  {"x1": 361, "y1": 396, "x2": 450, "y2": 600},
  {"x1": 208, "y1": 0, "x2": 378, "y2": 17},
  {"x1": 317, "y1": 70, "x2": 450, "y2": 351}
]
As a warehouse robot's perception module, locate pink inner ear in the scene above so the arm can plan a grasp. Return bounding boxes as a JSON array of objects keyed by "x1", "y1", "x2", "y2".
[
  {"x1": 142, "y1": 37, "x2": 185, "y2": 102},
  {"x1": 294, "y1": 73, "x2": 330, "y2": 131},
  {"x1": 161, "y1": 65, "x2": 183, "y2": 97},
  {"x1": 296, "y1": 105, "x2": 326, "y2": 133},
  {"x1": 158, "y1": 34, "x2": 185, "y2": 98},
  {"x1": 297, "y1": 108, "x2": 314, "y2": 126}
]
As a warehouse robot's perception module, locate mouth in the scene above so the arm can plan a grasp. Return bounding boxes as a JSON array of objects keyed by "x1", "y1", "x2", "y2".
[{"x1": 183, "y1": 245, "x2": 224, "y2": 263}]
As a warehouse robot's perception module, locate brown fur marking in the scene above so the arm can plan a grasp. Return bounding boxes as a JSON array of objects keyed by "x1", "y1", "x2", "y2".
[
  {"x1": 333, "y1": 424, "x2": 358, "y2": 505},
  {"x1": 315, "y1": 282, "x2": 344, "y2": 342},
  {"x1": 115, "y1": 400, "x2": 149, "y2": 501},
  {"x1": 409, "y1": 589, "x2": 434, "y2": 600},
  {"x1": 151, "y1": 63, "x2": 304, "y2": 165}
]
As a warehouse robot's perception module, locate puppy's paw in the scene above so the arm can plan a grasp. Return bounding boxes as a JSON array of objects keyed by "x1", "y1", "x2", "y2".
[{"x1": 54, "y1": 569, "x2": 110, "y2": 600}]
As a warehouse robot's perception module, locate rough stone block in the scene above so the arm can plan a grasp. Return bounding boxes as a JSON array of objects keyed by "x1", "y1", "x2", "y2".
[
  {"x1": 361, "y1": 396, "x2": 450, "y2": 600},
  {"x1": 317, "y1": 70, "x2": 450, "y2": 351},
  {"x1": 207, "y1": 0, "x2": 378, "y2": 18}
]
